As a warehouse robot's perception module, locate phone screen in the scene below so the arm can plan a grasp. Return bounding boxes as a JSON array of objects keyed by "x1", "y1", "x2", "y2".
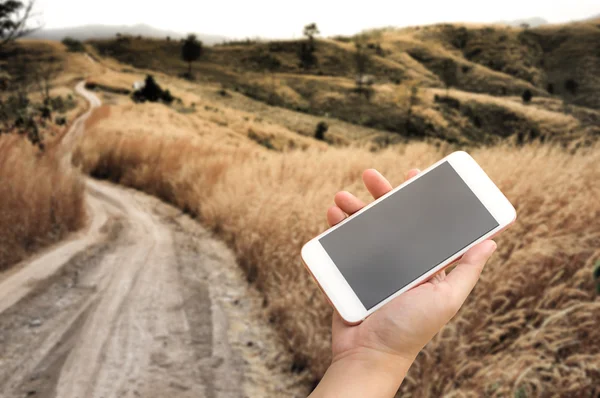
[{"x1": 319, "y1": 161, "x2": 499, "y2": 310}]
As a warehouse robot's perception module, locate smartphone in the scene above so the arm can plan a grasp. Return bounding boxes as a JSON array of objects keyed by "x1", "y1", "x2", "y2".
[{"x1": 301, "y1": 151, "x2": 516, "y2": 324}]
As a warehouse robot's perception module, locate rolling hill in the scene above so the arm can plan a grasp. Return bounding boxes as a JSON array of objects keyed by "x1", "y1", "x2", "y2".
[{"x1": 87, "y1": 19, "x2": 600, "y2": 147}]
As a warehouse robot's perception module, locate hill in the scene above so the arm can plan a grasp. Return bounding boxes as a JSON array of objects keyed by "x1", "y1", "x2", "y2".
[
  {"x1": 29, "y1": 23, "x2": 227, "y2": 44},
  {"x1": 88, "y1": 19, "x2": 600, "y2": 146}
]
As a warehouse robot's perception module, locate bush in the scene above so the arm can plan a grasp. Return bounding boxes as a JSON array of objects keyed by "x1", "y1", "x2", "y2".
[
  {"x1": 62, "y1": 37, "x2": 85, "y2": 52},
  {"x1": 55, "y1": 116, "x2": 67, "y2": 126},
  {"x1": 297, "y1": 42, "x2": 318, "y2": 70},
  {"x1": 49, "y1": 95, "x2": 77, "y2": 113},
  {"x1": 547, "y1": 83, "x2": 554, "y2": 94},
  {"x1": 434, "y1": 94, "x2": 461, "y2": 109},
  {"x1": 315, "y1": 121, "x2": 328, "y2": 141},
  {"x1": 522, "y1": 89, "x2": 533, "y2": 103},
  {"x1": 564, "y1": 79, "x2": 579, "y2": 95},
  {"x1": 132, "y1": 75, "x2": 176, "y2": 105}
]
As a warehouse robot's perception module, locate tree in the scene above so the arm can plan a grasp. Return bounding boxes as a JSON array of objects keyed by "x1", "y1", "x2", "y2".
[
  {"x1": 406, "y1": 85, "x2": 419, "y2": 131},
  {"x1": 354, "y1": 40, "x2": 371, "y2": 90},
  {"x1": 0, "y1": 0, "x2": 39, "y2": 50},
  {"x1": 303, "y1": 23, "x2": 319, "y2": 42},
  {"x1": 181, "y1": 34, "x2": 203, "y2": 77},
  {"x1": 440, "y1": 59, "x2": 458, "y2": 96},
  {"x1": 564, "y1": 79, "x2": 578, "y2": 95},
  {"x1": 298, "y1": 23, "x2": 319, "y2": 70},
  {"x1": 34, "y1": 58, "x2": 61, "y2": 109},
  {"x1": 521, "y1": 89, "x2": 532, "y2": 103}
]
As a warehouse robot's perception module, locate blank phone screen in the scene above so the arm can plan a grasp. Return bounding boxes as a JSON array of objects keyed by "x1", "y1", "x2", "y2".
[{"x1": 319, "y1": 161, "x2": 499, "y2": 310}]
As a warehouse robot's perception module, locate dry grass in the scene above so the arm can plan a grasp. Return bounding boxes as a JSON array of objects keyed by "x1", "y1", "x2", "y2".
[
  {"x1": 0, "y1": 135, "x2": 86, "y2": 270},
  {"x1": 75, "y1": 117, "x2": 600, "y2": 396}
]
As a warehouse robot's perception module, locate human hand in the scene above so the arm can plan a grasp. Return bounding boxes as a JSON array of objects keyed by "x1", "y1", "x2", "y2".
[{"x1": 310, "y1": 168, "x2": 497, "y2": 397}]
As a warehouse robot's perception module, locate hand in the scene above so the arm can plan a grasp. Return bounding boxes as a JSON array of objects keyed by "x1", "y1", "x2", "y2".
[{"x1": 310, "y1": 169, "x2": 497, "y2": 397}]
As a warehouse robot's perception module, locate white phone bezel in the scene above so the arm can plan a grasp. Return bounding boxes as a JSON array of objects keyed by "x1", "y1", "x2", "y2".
[{"x1": 301, "y1": 151, "x2": 516, "y2": 324}]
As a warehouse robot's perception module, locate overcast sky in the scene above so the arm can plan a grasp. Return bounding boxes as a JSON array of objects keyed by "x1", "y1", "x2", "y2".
[{"x1": 34, "y1": 0, "x2": 600, "y2": 38}]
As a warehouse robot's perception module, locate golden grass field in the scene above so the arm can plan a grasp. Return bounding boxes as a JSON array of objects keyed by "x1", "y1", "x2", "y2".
[
  {"x1": 0, "y1": 135, "x2": 85, "y2": 270},
  {"x1": 74, "y1": 99, "x2": 600, "y2": 395},
  {"x1": 0, "y1": 42, "x2": 95, "y2": 271}
]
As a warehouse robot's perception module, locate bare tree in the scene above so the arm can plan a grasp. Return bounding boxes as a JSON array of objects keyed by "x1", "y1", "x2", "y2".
[
  {"x1": 0, "y1": 0, "x2": 40, "y2": 50},
  {"x1": 440, "y1": 58, "x2": 458, "y2": 96},
  {"x1": 34, "y1": 58, "x2": 61, "y2": 105},
  {"x1": 354, "y1": 36, "x2": 372, "y2": 97}
]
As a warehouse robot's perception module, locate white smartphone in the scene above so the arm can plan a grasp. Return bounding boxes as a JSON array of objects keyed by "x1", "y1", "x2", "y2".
[{"x1": 301, "y1": 151, "x2": 516, "y2": 324}]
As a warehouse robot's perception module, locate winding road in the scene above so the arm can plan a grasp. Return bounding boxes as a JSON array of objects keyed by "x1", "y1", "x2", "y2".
[{"x1": 0, "y1": 83, "x2": 308, "y2": 397}]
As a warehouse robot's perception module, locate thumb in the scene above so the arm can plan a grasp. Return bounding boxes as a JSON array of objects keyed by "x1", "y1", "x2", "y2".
[{"x1": 443, "y1": 240, "x2": 497, "y2": 306}]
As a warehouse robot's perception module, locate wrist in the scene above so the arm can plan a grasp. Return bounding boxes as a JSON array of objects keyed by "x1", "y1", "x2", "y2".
[{"x1": 310, "y1": 348, "x2": 414, "y2": 398}]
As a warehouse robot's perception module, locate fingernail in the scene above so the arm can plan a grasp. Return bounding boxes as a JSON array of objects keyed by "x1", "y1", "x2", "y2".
[{"x1": 484, "y1": 240, "x2": 497, "y2": 255}]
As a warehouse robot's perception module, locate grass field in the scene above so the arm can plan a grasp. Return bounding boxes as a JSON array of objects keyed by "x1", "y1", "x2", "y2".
[
  {"x1": 0, "y1": 42, "x2": 94, "y2": 270},
  {"x1": 0, "y1": 135, "x2": 85, "y2": 270},
  {"x1": 74, "y1": 98, "x2": 600, "y2": 395}
]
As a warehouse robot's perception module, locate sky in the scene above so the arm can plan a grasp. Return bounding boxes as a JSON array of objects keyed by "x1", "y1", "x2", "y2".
[{"x1": 33, "y1": 0, "x2": 600, "y2": 39}]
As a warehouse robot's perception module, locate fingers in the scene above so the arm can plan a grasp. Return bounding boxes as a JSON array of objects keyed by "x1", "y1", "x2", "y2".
[
  {"x1": 363, "y1": 169, "x2": 393, "y2": 199},
  {"x1": 327, "y1": 206, "x2": 346, "y2": 227},
  {"x1": 406, "y1": 168, "x2": 420, "y2": 181},
  {"x1": 444, "y1": 240, "x2": 497, "y2": 305},
  {"x1": 334, "y1": 191, "x2": 365, "y2": 215},
  {"x1": 329, "y1": 168, "x2": 419, "y2": 227}
]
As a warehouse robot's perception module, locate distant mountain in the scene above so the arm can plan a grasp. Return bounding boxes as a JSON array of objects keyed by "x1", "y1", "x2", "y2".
[
  {"x1": 28, "y1": 24, "x2": 227, "y2": 45},
  {"x1": 585, "y1": 13, "x2": 600, "y2": 22},
  {"x1": 497, "y1": 17, "x2": 548, "y2": 27}
]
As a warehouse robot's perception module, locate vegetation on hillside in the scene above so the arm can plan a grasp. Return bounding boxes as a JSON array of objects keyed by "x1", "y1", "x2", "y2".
[{"x1": 88, "y1": 20, "x2": 600, "y2": 146}]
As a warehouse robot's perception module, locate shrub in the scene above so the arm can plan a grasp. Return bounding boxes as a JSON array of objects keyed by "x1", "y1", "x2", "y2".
[
  {"x1": 62, "y1": 37, "x2": 85, "y2": 52},
  {"x1": 297, "y1": 41, "x2": 318, "y2": 70},
  {"x1": 132, "y1": 75, "x2": 175, "y2": 104},
  {"x1": 521, "y1": 89, "x2": 533, "y2": 103},
  {"x1": 434, "y1": 94, "x2": 461, "y2": 109},
  {"x1": 564, "y1": 79, "x2": 579, "y2": 95},
  {"x1": 49, "y1": 95, "x2": 77, "y2": 113},
  {"x1": 547, "y1": 83, "x2": 554, "y2": 94},
  {"x1": 315, "y1": 121, "x2": 328, "y2": 141}
]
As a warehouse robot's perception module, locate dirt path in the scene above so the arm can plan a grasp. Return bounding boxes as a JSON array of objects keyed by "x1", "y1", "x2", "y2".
[{"x1": 0, "y1": 83, "x2": 309, "y2": 397}]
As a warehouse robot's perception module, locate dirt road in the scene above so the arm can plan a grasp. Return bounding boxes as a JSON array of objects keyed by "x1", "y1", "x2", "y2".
[{"x1": 0, "y1": 84, "x2": 309, "y2": 397}]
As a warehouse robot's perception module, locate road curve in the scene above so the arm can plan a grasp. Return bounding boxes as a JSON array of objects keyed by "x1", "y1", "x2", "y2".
[{"x1": 0, "y1": 82, "x2": 309, "y2": 397}]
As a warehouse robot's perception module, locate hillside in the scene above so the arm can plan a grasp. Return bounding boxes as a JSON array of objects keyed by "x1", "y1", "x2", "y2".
[{"x1": 88, "y1": 20, "x2": 600, "y2": 147}]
